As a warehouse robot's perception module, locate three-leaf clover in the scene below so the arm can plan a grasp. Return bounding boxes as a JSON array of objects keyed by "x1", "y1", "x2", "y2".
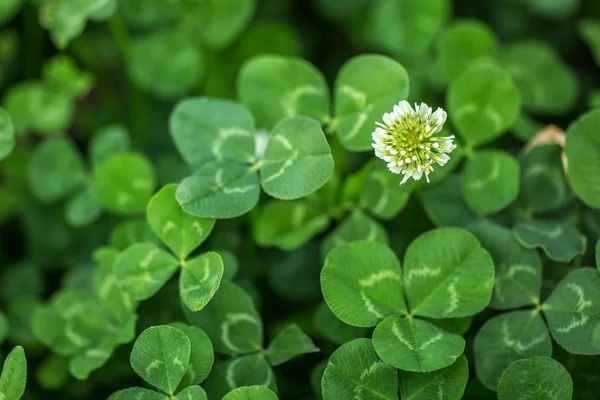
[
  {"x1": 115, "y1": 183, "x2": 222, "y2": 312},
  {"x1": 321, "y1": 228, "x2": 494, "y2": 372},
  {"x1": 110, "y1": 325, "x2": 213, "y2": 400},
  {"x1": 170, "y1": 98, "x2": 334, "y2": 218}
]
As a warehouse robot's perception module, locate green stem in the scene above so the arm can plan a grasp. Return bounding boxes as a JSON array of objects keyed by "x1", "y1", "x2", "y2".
[{"x1": 106, "y1": 13, "x2": 132, "y2": 62}]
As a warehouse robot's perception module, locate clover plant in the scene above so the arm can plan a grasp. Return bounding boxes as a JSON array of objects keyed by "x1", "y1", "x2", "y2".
[{"x1": 2, "y1": 1, "x2": 600, "y2": 399}]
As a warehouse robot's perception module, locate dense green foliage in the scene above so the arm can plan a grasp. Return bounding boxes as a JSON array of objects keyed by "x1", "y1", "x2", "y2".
[{"x1": 1, "y1": 0, "x2": 600, "y2": 399}]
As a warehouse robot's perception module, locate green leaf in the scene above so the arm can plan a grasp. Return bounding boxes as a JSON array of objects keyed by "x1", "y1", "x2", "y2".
[
  {"x1": 89, "y1": 125, "x2": 131, "y2": 168},
  {"x1": 398, "y1": 355, "x2": 469, "y2": 400},
  {"x1": 147, "y1": 184, "x2": 215, "y2": 260},
  {"x1": 169, "y1": 323, "x2": 214, "y2": 388},
  {"x1": 177, "y1": 161, "x2": 260, "y2": 219},
  {"x1": 29, "y1": 138, "x2": 86, "y2": 202},
  {"x1": 513, "y1": 220, "x2": 586, "y2": 263},
  {"x1": 42, "y1": 55, "x2": 94, "y2": 99},
  {"x1": 0, "y1": 346, "x2": 27, "y2": 400},
  {"x1": 322, "y1": 338, "x2": 397, "y2": 400},
  {"x1": 518, "y1": 145, "x2": 570, "y2": 214},
  {"x1": 222, "y1": 386, "x2": 278, "y2": 400},
  {"x1": 194, "y1": 0, "x2": 256, "y2": 49},
  {"x1": 447, "y1": 63, "x2": 520, "y2": 146},
  {"x1": 253, "y1": 200, "x2": 330, "y2": 250},
  {"x1": 565, "y1": 109, "x2": 600, "y2": 208},
  {"x1": 314, "y1": 301, "x2": 368, "y2": 345},
  {"x1": 112, "y1": 387, "x2": 168, "y2": 400},
  {"x1": 182, "y1": 281, "x2": 263, "y2": 355},
  {"x1": 579, "y1": 19, "x2": 600, "y2": 68},
  {"x1": 403, "y1": 228, "x2": 494, "y2": 318},
  {"x1": 422, "y1": 175, "x2": 478, "y2": 227},
  {"x1": 93, "y1": 246, "x2": 137, "y2": 322},
  {"x1": 94, "y1": 152, "x2": 156, "y2": 215},
  {"x1": 4, "y1": 82, "x2": 73, "y2": 135},
  {"x1": 373, "y1": 316, "x2": 465, "y2": 372},
  {"x1": 170, "y1": 98, "x2": 255, "y2": 168},
  {"x1": 468, "y1": 221, "x2": 542, "y2": 309},
  {"x1": 543, "y1": 268, "x2": 600, "y2": 355},
  {"x1": 109, "y1": 219, "x2": 158, "y2": 250},
  {"x1": 473, "y1": 310, "x2": 552, "y2": 391},
  {"x1": 0, "y1": 0, "x2": 23, "y2": 25},
  {"x1": 180, "y1": 252, "x2": 224, "y2": 312},
  {"x1": 333, "y1": 54, "x2": 409, "y2": 151},
  {"x1": 129, "y1": 32, "x2": 203, "y2": 99},
  {"x1": 175, "y1": 386, "x2": 207, "y2": 400},
  {"x1": 363, "y1": 162, "x2": 415, "y2": 219},
  {"x1": 497, "y1": 357, "x2": 573, "y2": 400},
  {"x1": 69, "y1": 341, "x2": 114, "y2": 380},
  {"x1": 115, "y1": 243, "x2": 180, "y2": 301},
  {"x1": 461, "y1": 150, "x2": 520, "y2": 215},
  {"x1": 266, "y1": 324, "x2": 319, "y2": 366},
  {"x1": 202, "y1": 354, "x2": 275, "y2": 398},
  {"x1": 65, "y1": 185, "x2": 103, "y2": 227},
  {"x1": 321, "y1": 211, "x2": 389, "y2": 260},
  {"x1": 366, "y1": 0, "x2": 449, "y2": 54},
  {"x1": 130, "y1": 325, "x2": 191, "y2": 395},
  {"x1": 0, "y1": 107, "x2": 14, "y2": 161},
  {"x1": 321, "y1": 241, "x2": 406, "y2": 327},
  {"x1": 238, "y1": 55, "x2": 329, "y2": 129},
  {"x1": 38, "y1": 0, "x2": 104, "y2": 49},
  {"x1": 36, "y1": 355, "x2": 69, "y2": 390},
  {"x1": 502, "y1": 40, "x2": 578, "y2": 115},
  {"x1": 259, "y1": 116, "x2": 334, "y2": 200},
  {"x1": 438, "y1": 20, "x2": 498, "y2": 82}
]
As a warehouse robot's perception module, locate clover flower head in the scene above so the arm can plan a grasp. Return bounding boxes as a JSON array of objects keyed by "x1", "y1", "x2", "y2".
[{"x1": 372, "y1": 100, "x2": 456, "y2": 184}]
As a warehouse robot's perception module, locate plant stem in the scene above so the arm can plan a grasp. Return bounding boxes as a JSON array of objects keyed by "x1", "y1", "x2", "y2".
[{"x1": 107, "y1": 13, "x2": 132, "y2": 62}]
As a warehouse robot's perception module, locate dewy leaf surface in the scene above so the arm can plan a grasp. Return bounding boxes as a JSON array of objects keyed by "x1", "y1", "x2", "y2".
[{"x1": 321, "y1": 241, "x2": 406, "y2": 327}]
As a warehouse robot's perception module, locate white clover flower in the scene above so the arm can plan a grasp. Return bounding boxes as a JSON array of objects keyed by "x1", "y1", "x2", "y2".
[{"x1": 372, "y1": 100, "x2": 456, "y2": 184}]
